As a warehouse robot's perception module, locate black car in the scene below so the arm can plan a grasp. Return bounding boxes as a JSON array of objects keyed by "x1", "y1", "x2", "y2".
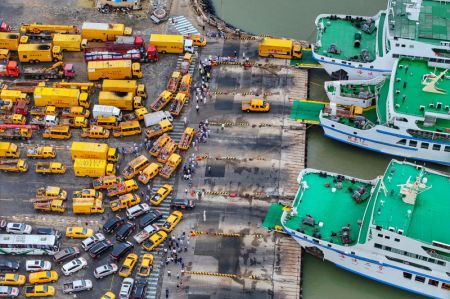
[
  {"x1": 170, "y1": 198, "x2": 196, "y2": 210},
  {"x1": 103, "y1": 216, "x2": 124, "y2": 234},
  {"x1": 110, "y1": 241, "x2": 134, "y2": 261},
  {"x1": 138, "y1": 210, "x2": 162, "y2": 229},
  {"x1": 0, "y1": 259, "x2": 19, "y2": 272},
  {"x1": 131, "y1": 280, "x2": 148, "y2": 299},
  {"x1": 35, "y1": 227, "x2": 62, "y2": 239},
  {"x1": 89, "y1": 239, "x2": 113, "y2": 259},
  {"x1": 115, "y1": 222, "x2": 135, "y2": 241}
]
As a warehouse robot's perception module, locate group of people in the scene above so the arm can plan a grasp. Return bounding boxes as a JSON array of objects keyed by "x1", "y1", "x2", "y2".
[
  {"x1": 182, "y1": 120, "x2": 210, "y2": 182},
  {"x1": 162, "y1": 232, "x2": 190, "y2": 298}
]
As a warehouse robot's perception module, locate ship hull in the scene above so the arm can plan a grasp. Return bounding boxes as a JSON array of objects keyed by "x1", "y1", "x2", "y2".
[{"x1": 320, "y1": 117, "x2": 450, "y2": 166}]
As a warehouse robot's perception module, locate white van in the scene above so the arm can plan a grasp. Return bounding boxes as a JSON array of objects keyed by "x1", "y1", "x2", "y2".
[
  {"x1": 126, "y1": 203, "x2": 150, "y2": 220},
  {"x1": 143, "y1": 111, "x2": 173, "y2": 127}
]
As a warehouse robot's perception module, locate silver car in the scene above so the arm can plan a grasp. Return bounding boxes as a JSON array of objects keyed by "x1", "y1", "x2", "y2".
[
  {"x1": 94, "y1": 263, "x2": 118, "y2": 279},
  {"x1": 61, "y1": 257, "x2": 87, "y2": 276},
  {"x1": 81, "y1": 233, "x2": 105, "y2": 251},
  {"x1": 119, "y1": 277, "x2": 134, "y2": 299},
  {"x1": 6, "y1": 223, "x2": 32, "y2": 234}
]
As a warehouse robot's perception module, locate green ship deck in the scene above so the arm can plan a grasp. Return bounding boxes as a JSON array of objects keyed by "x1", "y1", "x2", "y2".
[
  {"x1": 283, "y1": 171, "x2": 374, "y2": 246},
  {"x1": 388, "y1": 0, "x2": 450, "y2": 45},
  {"x1": 315, "y1": 15, "x2": 379, "y2": 62},
  {"x1": 392, "y1": 58, "x2": 450, "y2": 132},
  {"x1": 290, "y1": 48, "x2": 322, "y2": 68},
  {"x1": 371, "y1": 160, "x2": 450, "y2": 245}
]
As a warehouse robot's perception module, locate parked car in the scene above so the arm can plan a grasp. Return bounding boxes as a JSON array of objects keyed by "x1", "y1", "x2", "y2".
[
  {"x1": 103, "y1": 216, "x2": 124, "y2": 234},
  {"x1": 61, "y1": 257, "x2": 87, "y2": 276},
  {"x1": 81, "y1": 233, "x2": 105, "y2": 251},
  {"x1": 101, "y1": 291, "x2": 116, "y2": 299},
  {"x1": 0, "y1": 259, "x2": 19, "y2": 273},
  {"x1": 28, "y1": 270, "x2": 58, "y2": 284},
  {"x1": 126, "y1": 204, "x2": 150, "y2": 220},
  {"x1": 53, "y1": 247, "x2": 80, "y2": 264},
  {"x1": 131, "y1": 280, "x2": 147, "y2": 299},
  {"x1": 88, "y1": 239, "x2": 113, "y2": 259},
  {"x1": 6, "y1": 223, "x2": 32, "y2": 234},
  {"x1": 119, "y1": 277, "x2": 134, "y2": 299},
  {"x1": 94, "y1": 263, "x2": 118, "y2": 279},
  {"x1": 0, "y1": 286, "x2": 19, "y2": 297},
  {"x1": 116, "y1": 222, "x2": 135, "y2": 241},
  {"x1": 25, "y1": 260, "x2": 51, "y2": 272},
  {"x1": 65, "y1": 227, "x2": 94, "y2": 239},
  {"x1": 63, "y1": 279, "x2": 93, "y2": 294},
  {"x1": 138, "y1": 210, "x2": 162, "y2": 229},
  {"x1": 34, "y1": 227, "x2": 61, "y2": 239},
  {"x1": 0, "y1": 221, "x2": 6, "y2": 231},
  {"x1": 110, "y1": 242, "x2": 134, "y2": 261}
]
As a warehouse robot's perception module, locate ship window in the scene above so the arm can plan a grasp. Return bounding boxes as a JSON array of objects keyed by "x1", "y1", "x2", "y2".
[
  {"x1": 428, "y1": 258, "x2": 435, "y2": 263},
  {"x1": 359, "y1": 64, "x2": 362, "y2": 67},
  {"x1": 370, "y1": 66, "x2": 374, "y2": 69},
  {"x1": 432, "y1": 144, "x2": 441, "y2": 151},
  {"x1": 415, "y1": 276, "x2": 425, "y2": 283},
  {"x1": 394, "y1": 238, "x2": 400, "y2": 242},
  {"x1": 395, "y1": 43, "x2": 400, "y2": 47},
  {"x1": 445, "y1": 146, "x2": 450, "y2": 152},
  {"x1": 385, "y1": 246, "x2": 392, "y2": 251},
  {"x1": 374, "y1": 243, "x2": 382, "y2": 249},
  {"x1": 438, "y1": 261, "x2": 445, "y2": 266},
  {"x1": 385, "y1": 236, "x2": 390, "y2": 239},
  {"x1": 397, "y1": 139, "x2": 406, "y2": 145},
  {"x1": 377, "y1": 234, "x2": 383, "y2": 237},
  {"x1": 393, "y1": 54, "x2": 399, "y2": 58},
  {"x1": 401, "y1": 44, "x2": 406, "y2": 48},
  {"x1": 442, "y1": 283, "x2": 450, "y2": 290},
  {"x1": 421, "y1": 143, "x2": 429, "y2": 149},
  {"x1": 403, "y1": 272, "x2": 412, "y2": 279},
  {"x1": 353, "y1": 132, "x2": 357, "y2": 135},
  {"x1": 427, "y1": 277, "x2": 442, "y2": 286},
  {"x1": 327, "y1": 244, "x2": 332, "y2": 247},
  {"x1": 409, "y1": 45, "x2": 414, "y2": 48},
  {"x1": 409, "y1": 140, "x2": 417, "y2": 147}
]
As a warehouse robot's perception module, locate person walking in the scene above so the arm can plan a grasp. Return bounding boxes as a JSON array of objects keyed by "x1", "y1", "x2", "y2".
[{"x1": 196, "y1": 104, "x2": 199, "y2": 113}]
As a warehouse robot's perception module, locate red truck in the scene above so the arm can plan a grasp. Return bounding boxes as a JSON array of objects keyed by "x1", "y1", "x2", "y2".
[
  {"x1": 84, "y1": 36, "x2": 158, "y2": 62},
  {"x1": 0, "y1": 61, "x2": 20, "y2": 78},
  {"x1": 0, "y1": 20, "x2": 10, "y2": 32}
]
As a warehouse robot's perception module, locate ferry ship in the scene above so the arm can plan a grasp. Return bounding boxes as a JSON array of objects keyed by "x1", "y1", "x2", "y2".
[
  {"x1": 320, "y1": 57, "x2": 450, "y2": 166},
  {"x1": 312, "y1": 0, "x2": 450, "y2": 80},
  {"x1": 275, "y1": 160, "x2": 450, "y2": 298}
]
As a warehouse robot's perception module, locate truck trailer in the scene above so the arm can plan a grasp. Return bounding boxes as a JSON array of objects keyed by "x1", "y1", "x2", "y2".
[
  {"x1": 87, "y1": 60, "x2": 142, "y2": 80},
  {"x1": 81, "y1": 22, "x2": 132, "y2": 42},
  {"x1": 33, "y1": 87, "x2": 90, "y2": 108}
]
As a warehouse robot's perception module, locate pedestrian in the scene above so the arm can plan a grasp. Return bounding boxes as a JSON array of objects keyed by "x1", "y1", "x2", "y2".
[
  {"x1": 181, "y1": 262, "x2": 185, "y2": 269},
  {"x1": 177, "y1": 273, "x2": 180, "y2": 280},
  {"x1": 181, "y1": 269, "x2": 185, "y2": 276},
  {"x1": 167, "y1": 270, "x2": 171, "y2": 277},
  {"x1": 221, "y1": 123, "x2": 225, "y2": 130},
  {"x1": 184, "y1": 188, "x2": 188, "y2": 195},
  {"x1": 183, "y1": 116, "x2": 187, "y2": 126},
  {"x1": 147, "y1": 184, "x2": 151, "y2": 192},
  {"x1": 207, "y1": 166, "x2": 211, "y2": 174},
  {"x1": 184, "y1": 246, "x2": 188, "y2": 252},
  {"x1": 165, "y1": 289, "x2": 169, "y2": 299},
  {"x1": 196, "y1": 104, "x2": 199, "y2": 113},
  {"x1": 234, "y1": 50, "x2": 237, "y2": 57}
]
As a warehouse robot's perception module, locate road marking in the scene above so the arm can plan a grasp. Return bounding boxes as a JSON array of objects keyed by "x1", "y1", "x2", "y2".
[{"x1": 0, "y1": 198, "x2": 13, "y2": 201}]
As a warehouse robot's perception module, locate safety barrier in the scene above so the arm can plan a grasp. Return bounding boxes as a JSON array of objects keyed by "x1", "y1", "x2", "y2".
[
  {"x1": 211, "y1": 90, "x2": 277, "y2": 96},
  {"x1": 185, "y1": 271, "x2": 239, "y2": 278},
  {"x1": 191, "y1": 230, "x2": 241, "y2": 237},
  {"x1": 205, "y1": 191, "x2": 230, "y2": 195}
]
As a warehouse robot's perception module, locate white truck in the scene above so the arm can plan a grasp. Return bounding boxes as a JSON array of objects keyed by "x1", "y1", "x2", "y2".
[
  {"x1": 92, "y1": 105, "x2": 122, "y2": 121},
  {"x1": 143, "y1": 111, "x2": 173, "y2": 128},
  {"x1": 133, "y1": 224, "x2": 158, "y2": 244},
  {"x1": 63, "y1": 279, "x2": 93, "y2": 294}
]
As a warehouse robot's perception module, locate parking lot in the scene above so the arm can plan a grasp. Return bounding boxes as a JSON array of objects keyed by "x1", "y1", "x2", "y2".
[{"x1": 0, "y1": 0, "x2": 306, "y2": 298}]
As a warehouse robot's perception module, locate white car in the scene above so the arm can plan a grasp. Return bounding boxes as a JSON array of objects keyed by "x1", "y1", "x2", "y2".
[
  {"x1": 119, "y1": 277, "x2": 134, "y2": 299},
  {"x1": 81, "y1": 233, "x2": 105, "y2": 251},
  {"x1": 93, "y1": 263, "x2": 118, "y2": 279},
  {"x1": 61, "y1": 257, "x2": 87, "y2": 276},
  {"x1": 6, "y1": 223, "x2": 32, "y2": 234},
  {"x1": 25, "y1": 260, "x2": 52, "y2": 272},
  {"x1": 0, "y1": 286, "x2": 19, "y2": 298},
  {"x1": 126, "y1": 203, "x2": 150, "y2": 220}
]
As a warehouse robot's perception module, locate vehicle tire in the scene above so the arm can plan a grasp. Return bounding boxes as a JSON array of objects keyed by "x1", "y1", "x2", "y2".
[
  {"x1": 247, "y1": 110, "x2": 250, "y2": 112},
  {"x1": 162, "y1": 51, "x2": 166, "y2": 54},
  {"x1": 269, "y1": 55, "x2": 274, "y2": 58}
]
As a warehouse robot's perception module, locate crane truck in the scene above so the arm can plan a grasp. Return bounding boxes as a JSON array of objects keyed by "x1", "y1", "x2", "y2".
[{"x1": 23, "y1": 62, "x2": 76, "y2": 80}]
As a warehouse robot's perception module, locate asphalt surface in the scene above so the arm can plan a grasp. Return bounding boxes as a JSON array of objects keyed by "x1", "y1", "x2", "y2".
[{"x1": 0, "y1": 1, "x2": 302, "y2": 298}]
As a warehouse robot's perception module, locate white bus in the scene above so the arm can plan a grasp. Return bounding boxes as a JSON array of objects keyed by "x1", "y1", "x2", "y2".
[{"x1": 0, "y1": 234, "x2": 60, "y2": 255}]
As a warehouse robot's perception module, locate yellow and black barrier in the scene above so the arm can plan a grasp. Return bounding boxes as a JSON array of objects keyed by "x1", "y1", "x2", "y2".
[
  {"x1": 190, "y1": 230, "x2": 241, "y2": 237},
  {"x1": 205, "y1": 191, "x2": 230, "y2": 195},
  {"x1": 185, "y1": 271, "x2": 239, "y2": 278}
]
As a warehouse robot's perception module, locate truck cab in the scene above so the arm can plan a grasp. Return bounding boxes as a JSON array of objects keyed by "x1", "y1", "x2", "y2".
[
  {"x1": 185, "y1": 34, "x2": 206, "y2": 47},
  {"x1": 131, "y1": 62, "x2": 143, "y2": 78},
  {"x1": 242, "y1": 99, "x2": 270, "y2": 112}
]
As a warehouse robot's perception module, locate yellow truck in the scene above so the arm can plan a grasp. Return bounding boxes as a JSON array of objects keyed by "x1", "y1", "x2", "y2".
[
  {"x1": 92, "y1": 175, "x2": 123, "y2": 190},
  {"x1": 110, "y1": 193, "x2": 141, "y2": 212},
  {"x1": 98, "y1": 91, "x2": 143, "y2": 111},
  {"x1": 61, "y1": 106, "x2": 90, "y2": 118},
  {"x1": 0, "y1": 114, "x2": 26, "y2": 125},
  {"x1": 0, "y1": 32, "x2": 20, "y2": 50},
  {"x1": 157, "y1": 141, "x2": 177, "y2": 163},
  {"x1": 81, "y1": 125, "x2": 110, "y2": 139},
  {"x1": 33, "y1": 199, "x2": 66, "y2": 213},
  {"x1": 185, "y1": 34, "x2": 207, "y2": 47},
  {"x1": 166, "y1": 71, "x2": 182, "y2": 93},
  {"x1": 27, "y1": 145, "x2": 56, "y2": 159},
  {"x1": 71, "y1": 141, "x2": 109, "y2": 160},
  {"x1": 107, "y1": 179, "x2": 138, "y2": 197},
  {"x1": 73, "y1": 188, "x2": 103, "y2": 200},
  {"x1": 179, "y1": 74, "x2": 192, "y2": 96},
  {"x1": 149, "y1": 34, "x2": 194, "y2": 54},
  {"x1": 102, "y1": 79, "x2": 147, "y2": 99},
  {"x1": 258, "y1": 38, "x2": 302, "y2": 59},
  {"x1": 169, "y1": 93, "x2": 187, "y2": 116},
  {"x1": 0, "y1": 159, "x2": 28, "y2": 173},
  {"x1": 20, "y1": 23, "x2": 78, "y2": 34},
  {"x1": 0, "y1": 89, "x2": 29, "y2": 104},
  {"x1": 112, "y1": 120, "x2": 141, "y2": 138},
  {"x1": 242, "y1": 99, "x2": 270, "y2": 112},
  {"x1": 178, "y1": 127, "x2": 195, "y2": 150},
  {"x1": 53, "y1": 33, "x2": 84, "y2": 51},
  {"x1": 81, "y1": 22, "x2": 132, "y2": 42},
  {"x1": 33, "y1": 87, "x2": 90, "y2": 108},
  {"x1": 72, "y1": 198, "x2": 104, "y2": 214},
  {"x1": 73, "y1": 158, "x2": 115, "y2": 177},
  {"x1": 122, "y1": 155, "x2": 150, "y2": 179},
  {"x1": 159, "y1": 153, "x2": 181, "y2": 179},
  {"x1": 35, "y1": 186, "x2": 67, "y2": 200},
  {"x1": 35, "y1": 162, "x2": 67, "y2": 174},
  {"x1": 0, "y1": 128, "x2": 32, "y2": 140},
  {"x1": 42, "y1": 125, "x2": 72, "y2": 140},
  {"x1": 17, "y1": 44, "x2": 63, "y2": 63},
  {"x1": 87, "y1": 60, "x2": 142, "y2": 81},
  {"x1": 137, "y1": 162, "x2": 161, "y2": 184},
  {"x1": 144, "y1": 119, "x2": 173, "y2": 139},
  {"x1": 149, "y1": 134, "x2": 171, "y2": 157},
  {"x1": 0, "y1": 142, "x2": 20, "y2": 158},
  {"x1": 59, "y1": 116, "x2": 88, "y2": 128},
  {"x1": 149, "y1": 90, "x2": 173, "y2": 112}
]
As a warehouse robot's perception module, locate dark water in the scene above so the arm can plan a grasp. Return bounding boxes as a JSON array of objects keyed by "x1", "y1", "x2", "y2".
[{"x1": 210, "y1": 0, "x2": 440, "y2": 298}]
